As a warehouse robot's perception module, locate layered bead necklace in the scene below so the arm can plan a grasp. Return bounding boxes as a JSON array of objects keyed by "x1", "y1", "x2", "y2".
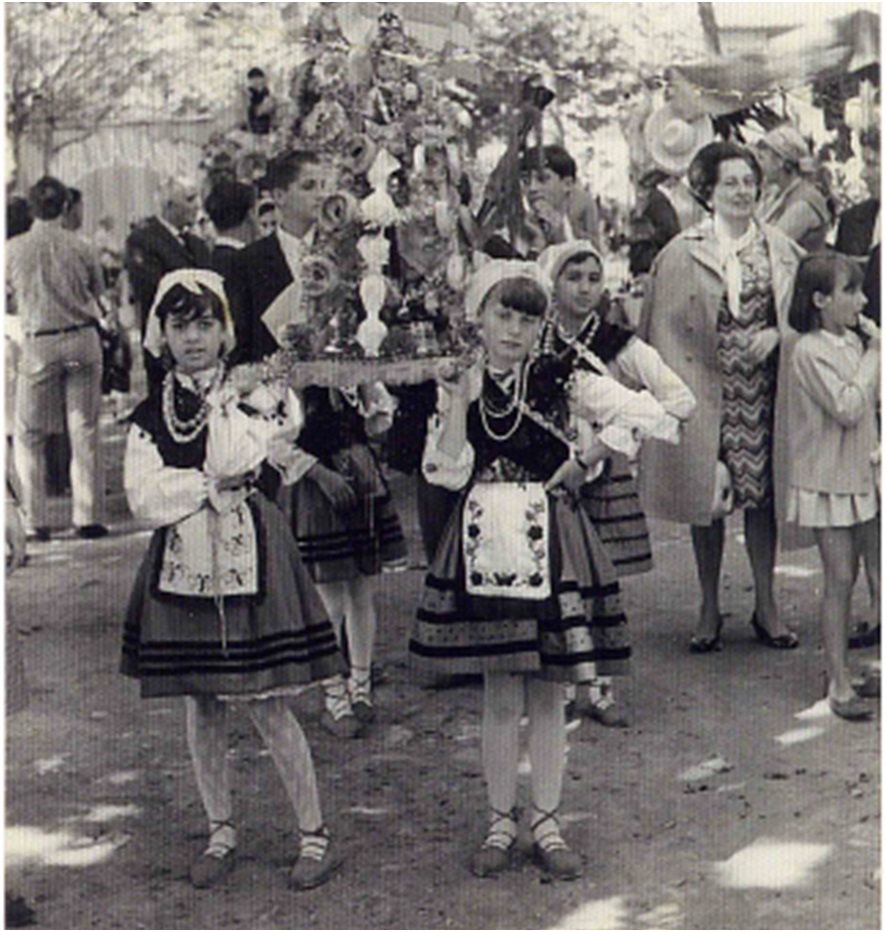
[
  {"x1": 162, "y1": 366, "x2": 222, "y2": 444},
  {"x1": 543, "y1": 308, "x2": 609, "y2": 377},
  {"x1": 478, "y1": 360, "x2": 530, "y2": 443}
]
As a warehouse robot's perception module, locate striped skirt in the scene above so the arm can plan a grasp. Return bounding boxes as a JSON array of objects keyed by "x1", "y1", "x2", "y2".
[
  {"x1": 580, "y1": 455, "x2": 652, "y2": 577},
  {"x1": 289, "y1": 444, "x2": 407, "y2": 583},
  {"x1": 121, "y1": 495, "x2": 345, "y2": 699},
  {"x1": 409, "y1": 486, "x2": 630, "y2": 682}
]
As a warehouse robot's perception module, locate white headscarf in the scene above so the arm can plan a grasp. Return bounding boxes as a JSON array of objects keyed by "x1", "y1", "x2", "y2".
[
  {"x1": 464, "y1": 258, "x2": 551, "y2": 322},
  {"x1": 538, "y1": 240, "x2": 604, "y2": 287},
  {"x1": 143, "y1": 268, "x2": 236, "y2": 359}
]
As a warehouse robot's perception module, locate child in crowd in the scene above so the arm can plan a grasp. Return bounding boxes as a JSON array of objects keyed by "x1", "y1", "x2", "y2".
[
  {"x1": 539, "y1": 240, "x2": 696, "y2": 723},
  {"x1": 786, "y1": 253, "x2": 880, "y2": 720},
  {"x1": 287, "y1": 381, "x2": 408, "y2": 737},
  {"x1": 122, "y1": 269, "x2": 345, "y2": 890},
  {"x1": 410, "y1": 261, "x2": 678, "y2": 880}
]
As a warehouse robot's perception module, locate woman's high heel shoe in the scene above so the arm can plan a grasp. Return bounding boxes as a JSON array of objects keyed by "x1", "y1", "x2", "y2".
[
  {"x1": 750, "y1": 613, "x2": 799, "y2": 650},
  {"x1": 849, "y1": 622, "x2": 881, "y2": 650},
  {"x1": 690, "y1": 617, "x2": 725, "y2": 654}
]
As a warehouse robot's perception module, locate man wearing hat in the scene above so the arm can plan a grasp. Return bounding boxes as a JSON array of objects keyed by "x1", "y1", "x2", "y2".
[
  {"x1": 630, "y1": 103, "x2": 713, "y2": 276},
  {"x1": 755, "y1": 124, "x2": 833, "y2": 253}
]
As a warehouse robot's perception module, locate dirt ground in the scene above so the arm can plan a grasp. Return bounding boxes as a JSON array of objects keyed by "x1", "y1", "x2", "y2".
[{"x1": 5, "y1": 412, "x2": 880, "y2": 930}]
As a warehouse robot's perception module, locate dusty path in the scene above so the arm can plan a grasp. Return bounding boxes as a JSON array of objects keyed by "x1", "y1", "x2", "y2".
[{"x1": 6, "y1": 439, "x2": 880, "y2": 930}]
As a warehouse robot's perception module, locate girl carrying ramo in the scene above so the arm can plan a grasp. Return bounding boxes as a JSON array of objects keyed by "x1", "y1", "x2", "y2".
[
  {"x1": 287, "y1": 380, "x2": 408, "y2": 738},
  {"x1": 785, "y1": 253, "x2": 880, "y2": 720},
  {"x1": 539, "y1": 240, "x2": 696, "y2": 724},
  {"x1": 409, "y1": 260, "x2": 677, "y2": 880},
  {"x1": 122, "y1": 270, "x2": 345, "y2": 890}
]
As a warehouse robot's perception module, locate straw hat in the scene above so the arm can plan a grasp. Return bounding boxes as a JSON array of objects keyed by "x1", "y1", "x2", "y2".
[
  {"x1": 756, "y1": 125, "x2": 815, "y2": 173},
  {"x1": 644, "y1": 103, "x2": 715, "y2": 176}
]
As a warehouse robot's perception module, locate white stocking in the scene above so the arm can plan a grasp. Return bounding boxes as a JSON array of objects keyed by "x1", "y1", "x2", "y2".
[
  {"x1": 184, "y1": 696, "x2": 235, "y2": 848},
  {"x1": 343, "y1": 575, "x2": 377, "y2": 690},
  {"x1": 481, "y1": 673, "x2": 523, "y2": 815},
  {"x1": 526, "y1": 677, "x2": 566, "y2": 831},
  {"x1": 245, "y1": 697, "x2": 324, "y2": 833}
]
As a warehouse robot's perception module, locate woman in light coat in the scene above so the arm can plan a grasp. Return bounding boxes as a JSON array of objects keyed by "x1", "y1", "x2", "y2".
[{"x1": 638, "y1": 141, "x2": 804, "y2": 652}]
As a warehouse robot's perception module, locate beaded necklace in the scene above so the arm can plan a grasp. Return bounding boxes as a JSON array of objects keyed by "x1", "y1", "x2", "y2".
[
  {"x1": 478, "y1": 360, "x2": 529, "y2": 443},
  {"x1": 162, "y1": 367, "x2": 221, "y2": 444}
]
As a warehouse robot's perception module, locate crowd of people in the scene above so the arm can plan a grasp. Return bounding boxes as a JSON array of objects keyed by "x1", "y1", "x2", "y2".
[{"x1": 5, "y1": 57, "x2": 881, "y2": 901}]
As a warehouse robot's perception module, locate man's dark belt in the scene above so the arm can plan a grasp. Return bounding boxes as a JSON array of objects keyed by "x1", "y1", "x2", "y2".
[{"x1": 27, "y1": 321, "x2": 97, "y2": 338}]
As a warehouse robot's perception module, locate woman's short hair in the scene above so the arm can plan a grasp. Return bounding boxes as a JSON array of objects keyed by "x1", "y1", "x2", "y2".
[
  {"x1": 788, "y1": 252, "x2": 864, "y2": 333},
  {"x1": 688, "y1": 141, "x2": 762, "y2": 208},
  {"x1": 27, "y1": 176, "x2": 69, "y2": 221}
]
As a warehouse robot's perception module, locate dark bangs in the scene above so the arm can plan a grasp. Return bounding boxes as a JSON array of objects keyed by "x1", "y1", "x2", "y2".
[
  {"x1": 156, "y1": 283, "x2": 226, "y2": 326},
  {"x1": 788, "y1": 252, "x2": 864, "y2": 333},
  {"x1": 495, "y1": 277, "x2": 549, "y2": 318}
]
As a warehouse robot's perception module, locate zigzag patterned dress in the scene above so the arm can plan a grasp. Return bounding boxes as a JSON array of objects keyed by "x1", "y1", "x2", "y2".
[{"x1": 716, "y1": 230, "x2": 778, "y2": 509}]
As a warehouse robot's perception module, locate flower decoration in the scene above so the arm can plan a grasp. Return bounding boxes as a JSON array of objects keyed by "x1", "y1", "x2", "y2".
[
  {"x1": 319, "y1": 191, "x2": 360, "y2": 236},
  {"x1": 300, "y1": 254, "x2": 341, "y2": 300}
]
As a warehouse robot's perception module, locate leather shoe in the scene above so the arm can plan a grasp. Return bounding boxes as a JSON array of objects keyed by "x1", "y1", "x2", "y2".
[
  {"x1": 289, "y1": 840, "x2": 343, "y2": 890},
  {"x1": 320, "y1": 710, "x2": 362, "y2": 739},
  {"x1": 849, "y1": 623, "x2": 881, "y2": 650},
  {"x1": 76, "y1": 524, "x2": 109, "y2": 540},
  {"x1": 587, "y1": 699, "x2": 629, "y2": 728},
  {"x1": 470, "y1": 843, "x2": 513, "y2": 878},
  {"x1": 852, "y1": 670, "x2": 881, "y2": 699},
  {"x1": 534, "y1": 843, "x2": 583, "y2": 880},
  {"x1": 190, "y1": 845, "x2": 236, "y2": 889},
  {"x1": 829, "y1": 694, "x2": 873, "y2": 721}
]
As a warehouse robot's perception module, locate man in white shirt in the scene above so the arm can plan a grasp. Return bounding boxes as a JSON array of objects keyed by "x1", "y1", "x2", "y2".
[{"x1": 7, "y1": 176, "x2": 107, "y2": 540}]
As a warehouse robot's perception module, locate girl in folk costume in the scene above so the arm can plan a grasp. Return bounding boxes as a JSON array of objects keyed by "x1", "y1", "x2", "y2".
[
  {"x1": 409, "y1": 261, "x2": 679, "y2": 880},
  {"x1": 122, "y1": 270, "x2": 344, "y2": 891},
  {"x1": 288, "y1": 381, "x2": 408, "y2": 738},
  {"x1": 538, "y1": 241, "x2": 696, "y2": 725},
  {"x1": 785, "y1": 254, "x2": 880, "y2": 720}
]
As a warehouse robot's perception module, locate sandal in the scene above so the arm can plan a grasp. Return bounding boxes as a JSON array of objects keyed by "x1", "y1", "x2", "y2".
[
  {"x1": 750, "y1": 613, "x2": 799, "y2": 650},
  {"x1": 321, "y1": 676, "x2": 361, "y2": 739},
  {"x1": 586, "y1": 682, "x2": 629, "y2": 728},
  {"x1": 289, "y1": 825, "x2": 344, "y2": 890},
  {"x1": 829, "y1": 694, "x2": 874, "y2": 721},
  {"x1": 530, "y1": 808, "x2": 582, "y2": 881},
  {"x1": 470, "y1": 807, "x2": 518, "y2": 878},
  {"x1": 349, "y1": 666, "x2": 375, "y2": 725},
  {"x1": 190, "y1": 820, "x2": 237, "y2": 889}
]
